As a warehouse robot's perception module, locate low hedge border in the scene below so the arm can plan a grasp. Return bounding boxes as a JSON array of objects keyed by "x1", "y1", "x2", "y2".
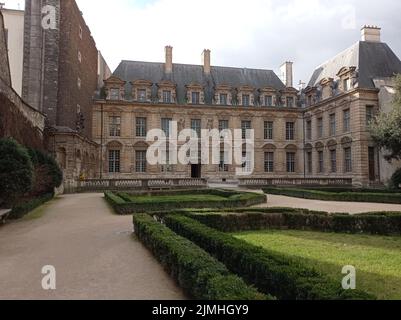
[
  {"x1": 185, "y1": 208, "x2": 401, "y2": 235},
  {"x1": 263, "y1": 187, "x2": 401, "y2": 204},
  {"x1": 9, "y1": 193, "x2": 54, "y2": 220},
  {"x1": 106, "y1": 189, "x2": 267, "y2": 215},
  {"x1": 164, "y1": 214, "x2": 376, "y2": 300},
  {"x1": 132, "y1": 213, "x2": 269, "y2": 300}
]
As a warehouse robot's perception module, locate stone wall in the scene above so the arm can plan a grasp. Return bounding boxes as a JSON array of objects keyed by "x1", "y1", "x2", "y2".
[{"x1": 0, "y1": 12, "x2": 11, "y2": 86}]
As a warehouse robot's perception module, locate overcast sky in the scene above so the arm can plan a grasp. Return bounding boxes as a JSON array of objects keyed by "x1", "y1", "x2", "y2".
[{"x1": 5, "y1": 0, "x2": 401, "y2": 86}]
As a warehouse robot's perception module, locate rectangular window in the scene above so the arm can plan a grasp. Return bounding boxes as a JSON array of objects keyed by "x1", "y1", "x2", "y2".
[
  {"x1": 264, "y1": 152, "x2": 274, "y2": 173},
  {"x1": 343, "y1": 109, "x2": 350, "y2": 133},
  {"x1": 219, "y1": 150, "x2": 229, "y2": 172},
  {"x1": 330, "y1": 150, "x2": 337, "y2": 173},
  {"x1": 264, "y1": 121, "x2": 274, "y2": 140},
  {"x1": 108, "y1": 150, "x2": 120, "y2": 173},
  {"x1": 219, "y1": 120, "x2": 229, "y2": 131},
  {"x1": 241, "y1": 121, "x2": 252, "y2": 139},
  {"x1": 135, "y1": 150, "x2": 147, "y2": 173},
  {"x1": 286, "y1": 122, "x2": 295, "y2": 141},
  {"x1": 161, "y1": 118, "x2": 172, "y2": 137},
  {"x1": 109, "y1": 88, "x2": 120, "y2": 100},
  {"x1": 286, "y1": 152, "x2": 296, "y2": 173},
  {"x1": 191, "y1": 119, "x2": 202, "y2": 138},
  {"x1": 136, "y1": 117, "x2": 147, "y2": 137},
  {"x1": 163, "y1": 90, "x2": 172, "y2": 103},
  {"x1": 306, "y1": 120, "x2": 312, "y2": 140},
  {"x1": 109, "y1": 116, "x2": 121, "y2": 137},
  {"x1": 137, "y1": 89, "x2": 147, "y2": 102},
  {"x1": 329, "y1": 113, "x2": 336, "y2": 136},
  {"x1": 307, "y1": 151, "x2": 312, "y2": 174},
  {"x1": 343, "y1": 78, "x2": 349, "y2": 91},
  {"x1": 318, "y1": 151, "x2": 324, "y2": 173},
  {"x1": 344, "y1": 147, "x2": 352, "y2": 173},
  {"x1": 242, "y1": 94, "x2": 250, "y2": 107},
  {"x1": 366, "y1": 106, "x2": 374, "y2": 126},
  {"x1": 265, "y1": 95, "x2": 273, "y2": 107},
  {"x1": 317, "y1": 117, "x2": 323, "y2": 138},
  {"x1": 191, "y1": 92, "x2": 200, "y2": 104},
  {"x1": 286, "y1": 97, "x2": 294, "y2": 108},
  {"x1": 220, "y1": 93, "x2": 228, "y2": 105}
]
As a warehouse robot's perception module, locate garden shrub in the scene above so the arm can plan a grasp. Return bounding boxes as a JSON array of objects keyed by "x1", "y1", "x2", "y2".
[
  {"x1": 390, "y1": 168, "x2": 401, "y2": 190},
  {"x1": 186, "y1": 208, "x2": 401, "y2": 235},
  {"x1": 0, "y1": 138, "x2": 34, "y2": 206},
  {"x1": 132, "y1": 213, "x2": 269, "y2": 300},
  {"x1": 106, "y1": 190, "x2": 266, "y2": 215},
  {"x1": 263, "y1": 187, "x2": 401, "y2": 204},
  {"x1": 164, "y1": 214, "x2": 376, "y2": 300},
  {"x1": 28, "y1": 148, "x2": 63, "y2": 195}
]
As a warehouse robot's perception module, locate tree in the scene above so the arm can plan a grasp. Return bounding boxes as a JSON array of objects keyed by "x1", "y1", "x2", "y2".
[
  {"x1": 0, "y1": 138, "x2": 34, "y2": 205},
  {"x1": 28, "y1": 148, "x2": 63, "y2": 195},
  {"x1": 370, "y1": 74, "x2": 401, "y2": 161}
]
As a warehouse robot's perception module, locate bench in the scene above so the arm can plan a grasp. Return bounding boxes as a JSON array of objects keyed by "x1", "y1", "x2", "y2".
[{"x1": 0, "y1": 209, "x2": 11, "y2": 225}]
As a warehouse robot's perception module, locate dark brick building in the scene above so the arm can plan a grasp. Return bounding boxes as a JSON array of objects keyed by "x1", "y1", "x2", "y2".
[{"x1": 22, "y1": 0, "x2": 98, "y2": 138}]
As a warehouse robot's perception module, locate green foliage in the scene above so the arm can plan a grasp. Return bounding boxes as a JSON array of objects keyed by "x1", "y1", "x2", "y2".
[
  {"x1": 28, "y1": 148, "x2": 63, "y2": 194},
  {"x1": 370, "y1": 74, "x2": 401, "y2": 161},
  {"x1": 263, "y1": 187, "x2": 401, "y2": 204},
  {"x1": 186, "y1": 208, "x2": 401, "y2": 235},
  {"x1": 106, "y1": 189, "x2": 266, "y2": 215},
  {"x1": 164, "y1": 214, "x2": 376, "y2": 300},
  {"x1": 0, "y1": 138, "x2": 34, "y2": 204},
  {"x1": 390, "y1": 168, "x2": 401, "y2": 189},
  {"x1": 133, "y1": 213, "x2": 268, "y2": 300},
  {"x1": 9, "y1": 193, "x2": 54, "y2": 220}
]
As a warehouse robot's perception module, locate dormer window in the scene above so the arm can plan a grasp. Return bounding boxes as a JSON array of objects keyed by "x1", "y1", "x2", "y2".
[
  {"x1": 163, "y1": 90, "x2": 172, "y2": 103},
  {"x1": 110, "y1": 88, "x2": 120, "y2": 100},
  {"x1": 343, "y1": 78, "x2": 349, "y2": 92},
  {"x1": 132, "y1": 80, "x2": 152, "y2": 103},
  {"x1": 137, "y1": 89, "x2": 147, "y2": 102},
  {"x1": 220, "y1": 93, "x2": 228, "y2": 105},
  {"x1": 242, "y1": 94, "x2": 250, "y2": 107},
  {"x1": 337, "y1": 67, "x2": 357, "y2": 93},
  {"x1": 286, "y1": 97, "x2": 294, "y2": 108},
  {"x1": 157, "y1": 81, "x2": 176, "y2": 104},
  {"x1": 192, "y1": 92, "x2": 200, "y2": 104},
  {"x1": 104, "y1": 76, "x2": 126, "y2": 101},
  {"x1": 264, "y1": 95, "x2": 273, "y2": 107}
]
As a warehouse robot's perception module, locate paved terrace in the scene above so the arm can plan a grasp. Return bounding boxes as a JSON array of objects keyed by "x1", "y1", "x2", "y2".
[{"x1": 0, "y1": 193, "x2": 185, "y2": 300}]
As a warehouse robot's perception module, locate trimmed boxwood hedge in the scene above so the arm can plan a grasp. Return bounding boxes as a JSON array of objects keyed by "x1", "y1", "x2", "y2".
[
  {"x1": 185, "y1": 208, "x2": 401, "y2": 235},
  {"x1": 132, "y1": 213, "x2": 269, "y2": 300},
  {"x1": 106, "y1": 189, "x2": 267, "y2": 215},
  {"x1": 9, "y1": 193, "x2": 54, "y2": 220},
  {"x1": 164, "y1": 214, "x2": 376, "y2": 300},
  {"x1": 263, "y1": 187, "x2": 401, "y2": 204}
]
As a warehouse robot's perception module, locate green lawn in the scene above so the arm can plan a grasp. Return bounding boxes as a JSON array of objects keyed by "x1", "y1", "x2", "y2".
[
  {"x1": 233, "y1": 230, "x2": 401, "y2": 300},
  {"x1": 121, "y1": 194, "x2": 228, "y2": 204}
]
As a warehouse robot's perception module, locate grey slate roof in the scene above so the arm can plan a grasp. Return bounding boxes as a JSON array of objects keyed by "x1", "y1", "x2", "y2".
[
  {"x1": 113, "y1": 61, "x2": 286, "y2": 104},
  {"x1": 308, "y1": 41, "x2": 401, "y2": 89}
]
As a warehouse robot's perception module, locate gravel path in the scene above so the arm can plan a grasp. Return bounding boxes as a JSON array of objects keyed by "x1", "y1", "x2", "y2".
[
  {"x1": 258, "y1": 194, "x2": 401, "y2": 214},
  {"x1": 0, "y1": 193, "x2": 185, "y2": 300}
]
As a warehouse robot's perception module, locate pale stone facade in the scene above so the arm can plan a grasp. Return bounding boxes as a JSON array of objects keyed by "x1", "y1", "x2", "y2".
[{"x1": 91, "y1": 26, "x2": 401, "y2": 187}]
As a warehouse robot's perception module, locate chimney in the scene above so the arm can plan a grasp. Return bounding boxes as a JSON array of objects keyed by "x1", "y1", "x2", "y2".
[
  {"x1": 280, "y1": 61, "x2": 293, "y2": 88},
  {"x1": 165, "y1": 45, "x2": 173, "y2": 73},
  {"x1": 202, "y1": 49, "x2": 211, "y2": 74},
  {"x1": 361, "y1": 25, "x2": 381, "y2": 42}
]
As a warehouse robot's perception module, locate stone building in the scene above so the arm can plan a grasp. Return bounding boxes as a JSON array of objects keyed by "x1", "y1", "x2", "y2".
[
  {"x1": 20, "y1": 0, "x2": 111, "y2": 183},
  {"x1": 0, "y1": 7, "x2": 24, "y2": 95},
  {"x1": 92, "y1": 26, "x2": 401, "y2": 187},
  {"x1": 0, "y1": 11, "x2": 45, "y2": 150}
]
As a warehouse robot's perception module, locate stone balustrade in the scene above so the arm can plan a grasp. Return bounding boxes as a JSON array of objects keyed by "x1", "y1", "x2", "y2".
[{"x1": 238, "y1": 178, "x2": 353, "y2": 188}]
